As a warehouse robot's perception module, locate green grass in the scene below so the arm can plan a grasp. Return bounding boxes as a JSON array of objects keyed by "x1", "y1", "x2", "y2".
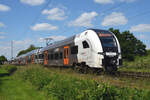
[
  {"x1": 0, "y1": 65, "x2": 47, "y2": 100},
  {"x1": 0, "y1": 65, "x2": 17, "y2": 74},
  {"x1": 1, "y1": 64, "x2": 150, "y2": 100},
  {"x1": 14, "y1": 65, "x2": 150, "y2": 100},
  {"x1": 119, "y1": 53, "x2": 150, "y2": 73},
  {"x1": 0, "y1": 76, "x2": 46, "y2": 100}
]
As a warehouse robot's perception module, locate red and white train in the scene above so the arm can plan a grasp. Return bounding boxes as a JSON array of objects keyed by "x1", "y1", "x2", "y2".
[{"x1": 12, "y1": 29, "x2": 122, "y2": 72}]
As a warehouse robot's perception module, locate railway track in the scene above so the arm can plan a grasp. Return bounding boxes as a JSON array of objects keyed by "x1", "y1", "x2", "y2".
[
  {"x1": 71, "y1": 64, "x2": 150, "y2": 79},
  {"x1": 116, "y1": 71, "x2": 150, "y2": 79}
]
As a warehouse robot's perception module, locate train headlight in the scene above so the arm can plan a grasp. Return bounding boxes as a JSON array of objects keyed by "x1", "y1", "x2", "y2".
[{"x1": 106, "y1": 52, "x2": 116, "y2": 56}]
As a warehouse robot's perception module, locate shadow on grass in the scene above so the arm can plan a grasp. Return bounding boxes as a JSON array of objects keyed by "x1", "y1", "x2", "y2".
[{"x1": 0, "y1": 73, "x2": 10, "y2": 77}]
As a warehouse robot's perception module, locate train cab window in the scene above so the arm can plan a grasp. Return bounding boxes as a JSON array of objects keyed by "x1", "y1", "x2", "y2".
[
  {"x1": 82, "y1": 41, "x2": 89, "y2": 48},
  {"x1": 60, "y1": 52, "x2": 63, "y2": 59},
  {"x1": 71, "y1": 46, "x2": 78, "y2": 54}
]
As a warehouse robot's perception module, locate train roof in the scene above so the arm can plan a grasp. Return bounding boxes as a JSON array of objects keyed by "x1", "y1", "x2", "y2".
[
  {"x1": 89, "y1": 29, "x2": 112, "y2": 34},
  {"x1": 41, "y1": 35, "x2": 76, "y2": 51}
]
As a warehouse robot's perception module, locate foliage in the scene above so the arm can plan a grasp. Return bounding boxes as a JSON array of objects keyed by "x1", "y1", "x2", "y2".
[
  {"x1": 0, "y1": 55, "x2": 7, "y2": 65},
  {"x1": 119, "y1": 52, "x2": 150, "y2": 72},
  {"x1": 109, "y1": 28, "x2": 146, "y2": 61},
  {"x1": 16, "y1": 65, "x2": 150, "y2": 100},
  {"x1": 0, "y1": 70, "x2": 46, "y2": 100},
  {"x1": 17, "y1": 45, "x2": 40, "y2": 57},
  {"x1": 0, "y1": 65, "x2": 17, "y2": 74},
  {"x1": 17, "y1": 65, "x2": 51, "y2": 90}
]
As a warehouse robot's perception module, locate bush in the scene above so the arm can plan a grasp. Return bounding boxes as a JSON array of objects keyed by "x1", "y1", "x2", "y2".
[
  {"x1": 18, "y1": 66, "x2": 51, "y2": 90},
  {"x1": 2, "y1": 65, "x2": 17, "y2": 74},
  {"x1": 16, "y1": 65, "x2": 150, "y2": 100}
]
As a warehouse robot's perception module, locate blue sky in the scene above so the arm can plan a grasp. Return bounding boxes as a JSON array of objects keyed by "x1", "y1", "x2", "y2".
[{"x1": 0, "y1": 0, "x2": 150, "y2": 59}]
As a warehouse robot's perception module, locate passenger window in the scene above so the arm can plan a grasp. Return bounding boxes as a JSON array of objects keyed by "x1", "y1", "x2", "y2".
[
  {"x1": 71, "y1": 46, "x2": 78, "y2": 54},
  {"x1": 42, "y1": 54, "x2": 44, "y2": 59},
  {"x1": 35, "y1": 55, "x2": 37, "y2": 59},
  {"x1": 54, "y1": 53, "x2": 59, "y2": 60},
  {"x1": 50, "y1": 54, "x2": 53, "y2": 60},
  {"x1": 60, "y1": 52, "x2": 63, "y2": 59},
  {"x1": 82, "y1": 41, "x2": 89, "y2": 48},
  {"x1": 48, "y1": 54, "x2": 50, "y2": 60}
]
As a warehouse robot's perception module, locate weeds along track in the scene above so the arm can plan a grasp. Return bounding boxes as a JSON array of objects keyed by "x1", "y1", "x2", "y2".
[
  {"x1": 116, "y1": 71, "x2": 150, "y2": 79},
  {"x1": 73, "y1": 65, "x2": 150, "y2": 79},
  {"x1": 45, "y1": 65, "x2": 150, "y2": 79},
  {"x1": 18, "y1": 64, "x2": 150, "y2": 79}
]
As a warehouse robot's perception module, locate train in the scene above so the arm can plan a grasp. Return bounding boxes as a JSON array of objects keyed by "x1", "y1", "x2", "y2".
[{"x1": 12, "y1": 29, "x2": 122, "y2": 72}]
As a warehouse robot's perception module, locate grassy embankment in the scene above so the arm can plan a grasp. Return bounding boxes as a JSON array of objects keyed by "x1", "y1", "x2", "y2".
[
  {"x1": 1, "y1": 64, "x2": 150, "y2": 100},
  {"x1": 119, "y1": 51, "x2": 150, "y2": 73},
  {"x1": 0, "y1": 65, "x2": 46, "y2": 100}
]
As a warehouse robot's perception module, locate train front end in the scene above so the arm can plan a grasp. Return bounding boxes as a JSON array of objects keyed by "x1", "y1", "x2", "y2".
[{"x1": 94, "y1": 29, "x2": 122, "y2": 72}]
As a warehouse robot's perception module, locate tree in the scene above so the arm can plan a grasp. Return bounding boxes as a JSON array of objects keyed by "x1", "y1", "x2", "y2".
[
  {"x1": 0, "y1": 55, "x2": 7, "y2": 65},
  {"x1": 17, "y1": 45, "x2": 40, "y2": 57},
  {"x1": 109, "y1": 28, "x2": 147, "y2": 61}
]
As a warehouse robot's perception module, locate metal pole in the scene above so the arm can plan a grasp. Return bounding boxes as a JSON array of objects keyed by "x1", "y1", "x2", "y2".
[{"x1": 11, "y1": 40, "x2": 13, "y2": 60}]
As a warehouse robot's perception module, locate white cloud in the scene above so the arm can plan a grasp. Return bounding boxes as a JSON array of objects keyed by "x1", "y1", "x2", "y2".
[
  {"x1": 13, "y1": 39, "x2": 35, "y2": 57},
  {"x1": 0, "y1": 4, "x2": 11, "y2": 12},
  {"x1": 48, "y1": 36, "x2": 67, "y2": 41},
  {"x1": 69, "y1": 11, "x2": 98, "y2": 27},
  {"x1": 102, "y1": 12, "x2": 128, "y2": 26},
  {"x1": 42, "y1": 8, "x2": 66, "y2": 20},
  {"x1": 94, "y1": 0, "x2": 136, "y2": 4},
  {"x1": 31, "y1": 23, "x2": 58, "y2": 31},
  {"x1": 0, "y1": 32, "x2": 6, "y2": 34},
  {"x1": 0, "y1": 36, "x2": 5, "y2": 39},
  {"x1": 0, "y1": 22, "x2": 5, "y2": 27},
  {"x1": 0, "y1": 46, "x2": 11, "y2": 58},
  {"x1": 20, "y1": 0, "x2": 45, "y2": 6},
  {"x1": 0, "y1": 39, "x2": 42, "y2": 59},
  {"x1": 94, "y1": 0, "x2": 114, "y2": 4},
  {"x1": 14, "y1": 39, "x2": 33, "y2": 46},
  {"x1": 137, "y1": 34, "x2": 150, "y2": 40},
  {"x1": 40, "y1": 35, "x2": 66, "y2": 42},
  {"x1": 120, "y1": 0, "x2": 136, "y2": 3},
  {"x1": 130, "y1": 24, "x2": 150, "y2": 32}
]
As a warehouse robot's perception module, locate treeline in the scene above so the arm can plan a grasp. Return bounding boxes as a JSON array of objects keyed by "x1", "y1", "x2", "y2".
[
  {"x1": 0, "y1": 55, "x2": 7, "y2": 65},
  {"x1": 17, "y1": 45, "x2": 40, "y2": 57},
  {"x1": 109, "y1": 28, "x2": 147, "y2": 61}
]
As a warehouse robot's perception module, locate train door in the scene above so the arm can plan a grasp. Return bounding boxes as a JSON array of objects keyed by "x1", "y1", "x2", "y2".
[
  {"x1": 64, "y1": 46, "x2": 69, "y2": 65},
  {"x1": 44, "y1": 51, "x2": 48, "y2": 65}
]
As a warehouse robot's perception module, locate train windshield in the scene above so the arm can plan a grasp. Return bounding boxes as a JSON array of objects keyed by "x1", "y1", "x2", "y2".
[
  {"x1": 95, "y1": 30, "x2": 117, "y2": 47},
  {"x1": 100, "y1": 36, "x2": 117, "y2": 47}
]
